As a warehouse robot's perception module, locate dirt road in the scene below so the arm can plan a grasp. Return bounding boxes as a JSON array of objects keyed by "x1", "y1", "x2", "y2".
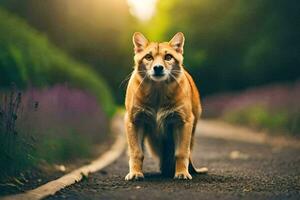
[{"x1": 47, "y1": 121, "x2": 300, "y2": 200}]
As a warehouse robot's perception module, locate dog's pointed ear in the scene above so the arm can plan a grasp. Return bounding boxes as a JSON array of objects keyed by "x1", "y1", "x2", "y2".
[
  {"x1": 169, "y1": 32, "x2": 185, "y2": 54},
  {"x1": 133, "y1": 32, "x2": 148, "y2": 54}
]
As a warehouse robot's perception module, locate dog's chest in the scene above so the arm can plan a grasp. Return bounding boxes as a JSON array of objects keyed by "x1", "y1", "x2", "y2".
[
  {"x1": 132, "y1": 105, "x2": 183, "y2": 131},
  {"x1": 132, "y1": 85, "x2": 184, "y2": 131}
]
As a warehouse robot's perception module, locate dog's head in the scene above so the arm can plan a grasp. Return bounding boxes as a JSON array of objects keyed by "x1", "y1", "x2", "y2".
[{"x1": 132, "y1": 32, "x2": 185, "y2": 82}]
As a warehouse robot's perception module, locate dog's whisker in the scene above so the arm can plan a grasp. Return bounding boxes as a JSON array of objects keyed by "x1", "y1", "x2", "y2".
[
  {"x1": 131, "y1": 74, "x2": 147, "y2": 106},
  {"x1": 169, "y1": 73, "x2": 188, "y2": 98},
  {"x1": 119, "y1": 71, "x2": 134, "y2": 88}
]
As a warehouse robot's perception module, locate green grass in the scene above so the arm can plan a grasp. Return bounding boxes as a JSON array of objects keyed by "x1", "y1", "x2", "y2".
[
  {"x1": 0, "y1": 131, "x2": 36, "y2": 179},
  {"x1": 0, "y1": 89, "x2": 35, "y2": 180},
  {"x1": 223, "y1": 105, "x2": 300, "y2": 136},
  {"x1": 0, "y1": 7, "x2": 115, "y2": 116},
  {"x1": 36, "y1": 131, "x2": 92, "y2": 163}
]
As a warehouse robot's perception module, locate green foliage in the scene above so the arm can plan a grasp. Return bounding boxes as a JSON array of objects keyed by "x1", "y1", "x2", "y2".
[
  {"x1": 0, "y1": 131, "x2": 36, "y2": 179},
  {"x1": 224, "y1": 105, "x2": 300, "y2": 136},
  {"x1": 0, "y1": 0, "x2": 133, "y2": 103},
  {"x1": 1, "y1": 0, "x2": 299, "y2": 102},
  {"x1": 0, "y1": 89, "x2": 35, "y2": 179},
  {"x1": 36, "y1": 131, "x2": 91, "y2": 163},
  {"x1": 0, "y1": 8, "x2": 115, "y2": 116},
  {"x1": 144, "y1": 0, "x2": 300, "y2": 95}
]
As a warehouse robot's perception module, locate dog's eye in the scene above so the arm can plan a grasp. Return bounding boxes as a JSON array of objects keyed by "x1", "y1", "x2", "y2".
[
  {"x1": 144, "y1": 54, "x2": 153, "y2": 61},
  {"x1": 165, "y1": 54, "x2": 173, "y2": 61}
]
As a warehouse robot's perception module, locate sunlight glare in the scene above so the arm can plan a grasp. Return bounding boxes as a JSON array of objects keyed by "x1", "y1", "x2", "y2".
[{"x1": 127, "y1": 0, "x2": 157, "y2": 21}]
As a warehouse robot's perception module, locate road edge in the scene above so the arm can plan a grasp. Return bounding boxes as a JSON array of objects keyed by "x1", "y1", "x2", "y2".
[
  {"x1": 197, "y1": 119, "x2": 300, "y2": 148},
  {"x1": 1, "y1": 114, "x2": 126, "y2": 200}
]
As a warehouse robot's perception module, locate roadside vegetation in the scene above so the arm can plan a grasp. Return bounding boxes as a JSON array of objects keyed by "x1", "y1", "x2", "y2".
[
  {"x1": 0, "y1": 8, "x2": 115, "y2": 116},
  {"x1": 0, "y1": 85, "x2": 109, "y2": 194},
  {"x1": 203, "y1": 81, "x2": 300, "y2": 136},
  {"x1": 0, "y1": 7, "x2": 114, "y2": 193}
]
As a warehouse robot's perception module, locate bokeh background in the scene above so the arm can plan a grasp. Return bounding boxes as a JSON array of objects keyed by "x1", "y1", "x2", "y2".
[{"x1": 0, "y1": 0, "x2": 299, "y2": 194}]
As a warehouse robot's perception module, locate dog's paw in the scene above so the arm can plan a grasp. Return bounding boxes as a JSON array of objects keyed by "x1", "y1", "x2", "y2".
[
  {"x1": 125, "y1": 172, "x2": 144, "y2": 181},
  {"x1": 174, "y1": 171, "x2": 192, "y2": 180}
]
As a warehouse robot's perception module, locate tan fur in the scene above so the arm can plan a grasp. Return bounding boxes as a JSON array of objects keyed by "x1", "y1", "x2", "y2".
[{"x1": 124, "y1": 32, "x2": 206, "y2": 180}]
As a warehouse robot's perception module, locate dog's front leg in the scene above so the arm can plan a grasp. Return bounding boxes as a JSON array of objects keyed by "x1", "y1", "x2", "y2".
[
  {"x1": 125, "y1": 117, "x2": 144, "y2": 181},
  {"x1": 174, "y1": 119, "x2": 194, "y2": 180}
]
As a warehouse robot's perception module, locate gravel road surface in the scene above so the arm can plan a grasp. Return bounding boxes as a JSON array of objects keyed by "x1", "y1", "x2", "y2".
[{"x1": 47, "y1": 123, "x2": 300, "y2": 200}]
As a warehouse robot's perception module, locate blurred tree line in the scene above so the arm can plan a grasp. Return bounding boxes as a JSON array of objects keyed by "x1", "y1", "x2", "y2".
[
  {"x1": 1, "y1": 0, "x2": 299, "y2": 103},
  {"x1": 145, "y1": 0, "x2": 300, "y2": 95},
  {"x1": 0, "y1": 0, "x2": 134, "y2": 103},
  {"x1": 0, "y1": 8, "x2": 115, "y2": 115}
]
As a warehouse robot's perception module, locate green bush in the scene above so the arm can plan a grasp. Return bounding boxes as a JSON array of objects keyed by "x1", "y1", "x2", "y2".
[
  {"x1": 36, "y1": 131, "x2": 91, "y2": 163},
  {"x1": 223, "y1": 105, "x2": 299, "y2": 136},
  {"x1": 0, "y1": 8, "x2": 115, "y2": 116}
]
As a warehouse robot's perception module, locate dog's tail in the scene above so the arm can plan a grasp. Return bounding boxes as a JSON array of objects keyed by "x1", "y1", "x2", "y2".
[{"x1": 188, "y1": 157, "x2": 208, "y2": 174}]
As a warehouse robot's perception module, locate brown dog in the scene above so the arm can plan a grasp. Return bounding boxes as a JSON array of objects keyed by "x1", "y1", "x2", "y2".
[{"x1": 124, "y1": 32, "x2": 207, "y2": 180}]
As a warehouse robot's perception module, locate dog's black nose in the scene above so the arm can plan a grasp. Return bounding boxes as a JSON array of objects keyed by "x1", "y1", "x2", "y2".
[{"x1": 153, "y1": 65, "x2": 164, "y2": 76}]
